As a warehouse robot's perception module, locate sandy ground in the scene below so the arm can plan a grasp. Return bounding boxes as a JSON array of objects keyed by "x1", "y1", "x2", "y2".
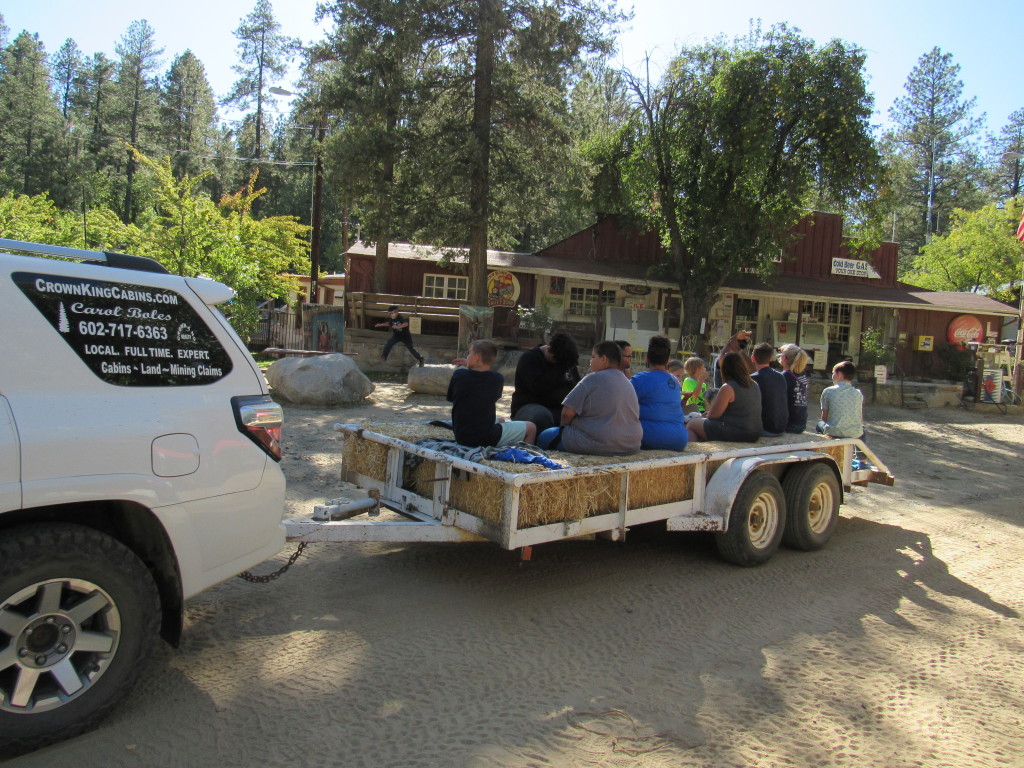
[{"x1": 7, "y1": 380, "x2": 1024, "y2": 768}]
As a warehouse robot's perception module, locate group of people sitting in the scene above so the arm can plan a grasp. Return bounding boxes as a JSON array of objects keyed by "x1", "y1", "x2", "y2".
[{"x1": 445, "y1": 329, "x2": 863, "y2": 457}]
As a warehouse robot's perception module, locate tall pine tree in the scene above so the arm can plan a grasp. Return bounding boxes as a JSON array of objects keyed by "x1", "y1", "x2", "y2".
[
  {"x1": 0, "y1": 32, "x2": 63, "y2": 196},
  {"x1": 161, "y1": 50, "x2": 218, "y2": 179},
  {"x1": 224, "y1": 0, "x2": 297, "y2": 162},
  {"x1": 884, "y1": 47, "x2": 985, "y2": 268},
  {"x1": 113, "y1": 19, "x2": 164, "y2": 223}
]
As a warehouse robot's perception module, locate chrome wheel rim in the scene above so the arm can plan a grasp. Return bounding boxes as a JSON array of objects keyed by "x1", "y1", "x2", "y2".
[{"x1": 0, "y1": 579, "x2": 121, "y2": 713}]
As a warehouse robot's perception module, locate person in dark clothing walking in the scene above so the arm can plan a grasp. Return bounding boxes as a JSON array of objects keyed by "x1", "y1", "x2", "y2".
[{"x1": 377, "y1": 306, "x2": 425, "y2": 366}]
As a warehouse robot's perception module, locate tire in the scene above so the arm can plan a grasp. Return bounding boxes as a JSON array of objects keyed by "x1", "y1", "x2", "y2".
[
  {"x1": 0, "y1": 524, "x2": 161, "y2": 753},
  {"x1": 781, "y1": 462, "x2": 841, "y2": 551},
  {"x1": 715, "y1": 472, "x2": 786, "y2": 567}
]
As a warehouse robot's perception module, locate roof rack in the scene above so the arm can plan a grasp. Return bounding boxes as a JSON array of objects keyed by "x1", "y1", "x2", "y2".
[{"x1": 0, "y1": 238, "x2": 169, "y2": 274}]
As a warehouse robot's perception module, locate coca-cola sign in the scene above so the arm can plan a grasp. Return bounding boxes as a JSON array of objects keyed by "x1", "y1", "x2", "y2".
[{"x1": 946, "y1": 315, "x2": 983, "y2": 347}]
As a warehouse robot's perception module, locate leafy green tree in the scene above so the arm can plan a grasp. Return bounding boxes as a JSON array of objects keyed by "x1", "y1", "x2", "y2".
[
  {"x1": 906, "y1": 199, "x2": 1024, "y2": 302},
  {"x1": 0, "y1": 191, "x2": 83, "y2": 244},
  {"x1": 883, "y1": 47, "x2": 985, "y2": 267},
  {"x1": 113, "y1": 19, "x2": 164, "y2": 223},
  {"x1": 224, "y1": 0, "x2": 297, "y2": 161},
  {"x1": 129, "y1": 151, "x2": 309, "y2": 337},
  {"x1": 604, "y1": 25, "x2": 881, "y2": 345},
  {"x1": 0, "y1": 32, "x2": 63, "y2": 196},
  {"x1": 160, "y1": 50, "x2": 218, "y2": 179},
  {"x1": 0, "y1": 189, "x2": 141, "y2": 251}
]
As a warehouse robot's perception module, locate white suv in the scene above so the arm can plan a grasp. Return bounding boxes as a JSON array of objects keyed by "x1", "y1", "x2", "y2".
[{"x1": 0, "y1": 239, "x2": 286, "y2": 751}]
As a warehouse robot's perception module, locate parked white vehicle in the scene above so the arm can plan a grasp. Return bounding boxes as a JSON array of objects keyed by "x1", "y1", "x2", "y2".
[{"x1": 0, "y1": 239, "x2": 286, "y2": 751}]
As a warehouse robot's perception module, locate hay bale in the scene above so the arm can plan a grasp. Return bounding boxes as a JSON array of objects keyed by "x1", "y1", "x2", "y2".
[
  {"x1": 628, "y1": 464, "x2": 695, "y2": 509},
  {"x1": 341, "y1": 423, "x2": 836, "y2": 531}
]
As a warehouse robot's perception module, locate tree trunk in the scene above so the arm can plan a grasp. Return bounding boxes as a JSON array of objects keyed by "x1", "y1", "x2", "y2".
[
  {"x1": 123, "y1": 78, "x2": 141, "y2": 224},
  {"x1": 467, "y1": 0, "x2": 497, "y2": 307},
  {"x1": 678, "y1": 281, "x2": 717, "y2": 357},
  {"x1": 371, "y1": 156, "x2": 395, "y2": 295}
]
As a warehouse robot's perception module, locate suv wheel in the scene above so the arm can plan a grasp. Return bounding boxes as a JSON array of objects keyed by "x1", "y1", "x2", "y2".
[{"x1": 0, "y1": 524, "x2": 160, "y2": 752}]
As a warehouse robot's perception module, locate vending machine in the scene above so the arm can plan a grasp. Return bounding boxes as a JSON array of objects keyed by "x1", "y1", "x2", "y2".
[{"x1": 770, "y1": 320, "x2": 829, "y2": 370}]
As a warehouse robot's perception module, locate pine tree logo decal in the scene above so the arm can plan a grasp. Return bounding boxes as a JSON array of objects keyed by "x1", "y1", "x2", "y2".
[{"x1": 58, "y1": 302, "x2": 70, "y2": 333}]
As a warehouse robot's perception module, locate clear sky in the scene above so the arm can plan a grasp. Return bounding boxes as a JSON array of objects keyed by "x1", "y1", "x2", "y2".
[{"x1": 2, "y1": 0, "x2": 1020, "y2": 138}]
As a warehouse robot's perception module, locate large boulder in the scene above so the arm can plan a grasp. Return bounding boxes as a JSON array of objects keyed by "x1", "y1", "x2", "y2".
[
  {"x1": 266, "y1": 354, "x2": 374, "y2": 405},
  {"x1": 407, "y1": 364, "x2": 456, "y2": 395}
]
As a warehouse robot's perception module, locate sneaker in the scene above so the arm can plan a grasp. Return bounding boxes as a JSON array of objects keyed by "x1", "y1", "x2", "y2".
[{"x1": 418, "y1": 358, "x2": 426, "y2": 367}]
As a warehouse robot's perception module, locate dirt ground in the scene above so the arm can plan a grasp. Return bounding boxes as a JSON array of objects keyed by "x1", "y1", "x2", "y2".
[{"x1": 8, "y1": 381, "x2": 1024, "y2": 768}]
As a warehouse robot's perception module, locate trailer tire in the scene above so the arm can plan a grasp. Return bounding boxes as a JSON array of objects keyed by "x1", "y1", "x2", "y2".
[
  {"x1": 781, "y1": 462, "x2": 840, "y2": 551},
  {"x1": 715, "y1": 471, "x2": 785, "y2": 567},
  {"x1": 0, "y1": 524, "x2": 160, "y2": 754}
]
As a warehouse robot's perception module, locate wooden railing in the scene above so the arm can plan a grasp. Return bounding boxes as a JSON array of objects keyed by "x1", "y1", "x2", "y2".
[{"x1": 345, "y1": 292, "x2": 462, "y2": 330}]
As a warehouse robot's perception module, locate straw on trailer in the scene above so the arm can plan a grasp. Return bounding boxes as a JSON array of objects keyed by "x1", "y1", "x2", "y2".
[{"x1": 340, "y1": 421, "x2": 839, "y2": 529}]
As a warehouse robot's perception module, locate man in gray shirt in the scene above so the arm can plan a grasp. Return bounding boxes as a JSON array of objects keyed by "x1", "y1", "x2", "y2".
[{"x1": 538, "y1": 341, "x2": 642, "y2": 455}]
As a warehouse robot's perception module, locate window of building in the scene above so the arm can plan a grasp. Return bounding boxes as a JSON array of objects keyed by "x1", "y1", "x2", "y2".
[
  {"x1": 733, "y1": 297, "x2": 761, "y2": 340},
  {"x1": 423, "y1": 274, "x2": 467, "y2": 301},
  {"x1": 567, "y1": 284, "x2": 615, "y2": 316},
  {"x1": 799, "y1": 300, "x2": 852, "y2": 346}
]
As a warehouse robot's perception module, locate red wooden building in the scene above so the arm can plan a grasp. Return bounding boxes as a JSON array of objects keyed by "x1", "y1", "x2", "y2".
[{"x1": 345, "y1": 211, "x2": 1018, "y2": 377}]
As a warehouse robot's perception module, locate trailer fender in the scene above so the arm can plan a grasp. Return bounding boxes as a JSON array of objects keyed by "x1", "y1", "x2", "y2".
[{"x1": 704, "y1": 451, "x2": 840, "y2": 530}]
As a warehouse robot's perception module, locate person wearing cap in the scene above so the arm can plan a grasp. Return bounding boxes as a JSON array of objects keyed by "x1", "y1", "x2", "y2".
[{"x1": 376, "y1": 306, "x2": 425, "y2": 366}]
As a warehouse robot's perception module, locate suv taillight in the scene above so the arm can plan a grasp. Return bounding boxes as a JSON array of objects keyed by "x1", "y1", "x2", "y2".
[{"x1": 232, "y1": 395, "x2": 283, "y2": 461}]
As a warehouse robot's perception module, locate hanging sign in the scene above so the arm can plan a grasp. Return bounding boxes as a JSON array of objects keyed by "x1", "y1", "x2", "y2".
[
  {"x1": 623, "y1": 284, "x2": 651, "y2": 296},
  {"x1": 831, "y1": 258, "x2": 881, "y2": 279},
  {"x1": 486, "y1": 271, "x2": 520, "y2": 307}
]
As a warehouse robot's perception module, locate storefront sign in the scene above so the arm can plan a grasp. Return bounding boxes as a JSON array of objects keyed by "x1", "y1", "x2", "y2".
[
  {"x1": 831, "y1": 258, "x2": 880, "y2": 279},
  {"x1": 946, "y1": 315, "x2": 984, "y2": 347},
  {"x1": 623, "y1": 284, "x2": 651, "y2": 296},
  {"x1": 486, "y1": 271, "x2": 520, "y2": 307}
]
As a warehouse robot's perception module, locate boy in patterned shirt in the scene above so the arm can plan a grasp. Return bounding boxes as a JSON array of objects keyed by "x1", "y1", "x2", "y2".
[{"x1": 817, "y1": 361, "x2": 864, "y2": 438}]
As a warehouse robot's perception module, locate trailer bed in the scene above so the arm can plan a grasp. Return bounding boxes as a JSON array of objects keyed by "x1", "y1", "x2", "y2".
[{"x1": 285, "y1": 422, "x2": 894, "y2": 562}]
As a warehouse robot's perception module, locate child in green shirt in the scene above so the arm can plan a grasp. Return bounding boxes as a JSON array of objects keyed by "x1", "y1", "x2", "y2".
[{"x1": 679, "y1": 357, "x2": 709, "y2": 414}]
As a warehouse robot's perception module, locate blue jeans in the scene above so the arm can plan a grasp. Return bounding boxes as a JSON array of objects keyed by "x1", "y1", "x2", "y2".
[{"x1": 537, "y1": 426, "x2": 565, "y2": 451}]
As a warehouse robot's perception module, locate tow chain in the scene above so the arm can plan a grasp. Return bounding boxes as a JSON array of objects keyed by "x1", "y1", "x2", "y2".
[{"x1": 236, "y1": 542, "x2": 308, "y2": 584}]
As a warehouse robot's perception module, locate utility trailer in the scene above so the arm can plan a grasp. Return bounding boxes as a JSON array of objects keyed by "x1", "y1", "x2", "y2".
[{"x1": 284, "y1": 423, "x2": 895, "y2": 566}]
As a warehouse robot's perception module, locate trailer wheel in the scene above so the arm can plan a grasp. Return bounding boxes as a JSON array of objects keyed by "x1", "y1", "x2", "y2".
[
  {"x1": 715, "y1": 472, "x2": 785, "y2": 566},
  {"x1": 781, "y1": 463, "x2": 840, "y2": 551},
  {"x1": 0, "y1": 524, "x2": 160, "y2": 753}
]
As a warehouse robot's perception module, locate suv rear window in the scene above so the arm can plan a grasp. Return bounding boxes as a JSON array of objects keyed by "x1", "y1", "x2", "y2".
[{"x1": 13, "y1": 271, "x2": 234, "y2": 386}]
